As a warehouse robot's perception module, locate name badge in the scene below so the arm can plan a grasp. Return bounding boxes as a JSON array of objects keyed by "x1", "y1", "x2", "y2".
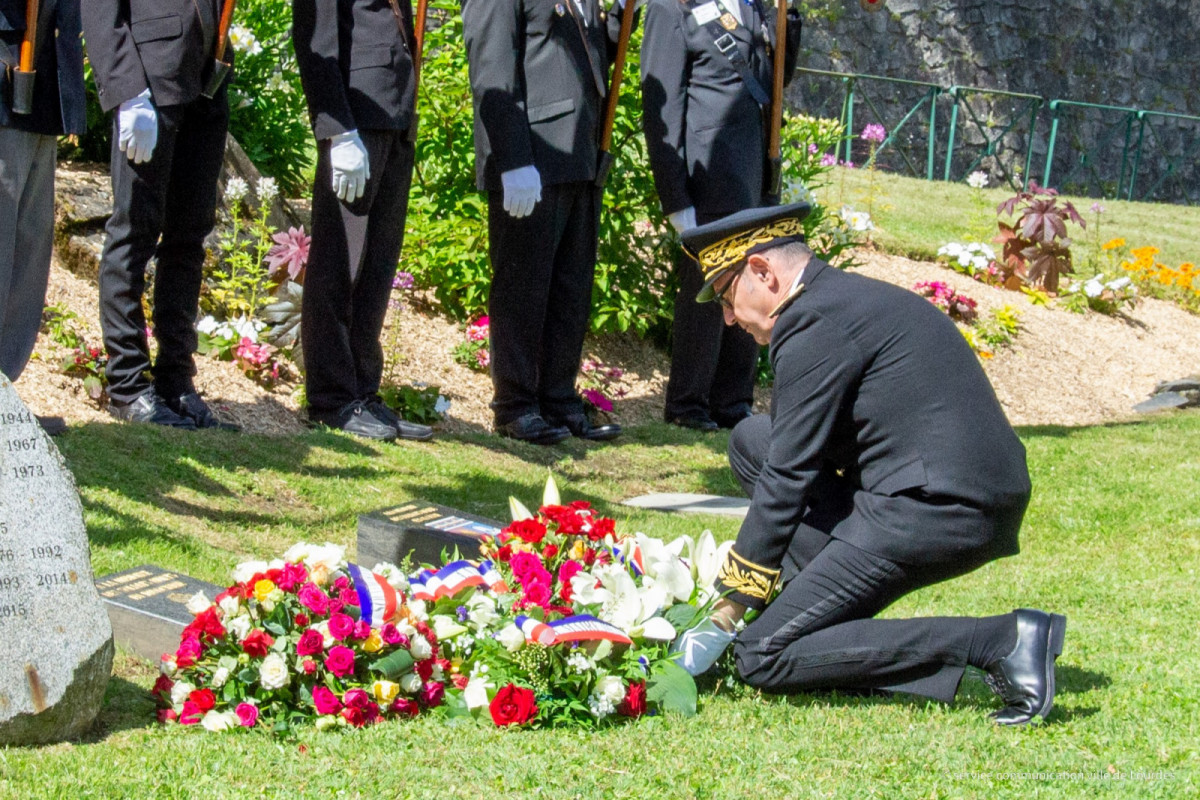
[{"x1": 692, "y1": 2, "x2": 721, "y2": 25}]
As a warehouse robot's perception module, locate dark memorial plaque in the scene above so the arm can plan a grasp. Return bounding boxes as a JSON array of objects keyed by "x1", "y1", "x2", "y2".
[
  {"x1": 357, "y1": 502, "x2": 504, "y2": 569},
  {"x1": 95, "y1": 566, "x2": 224, "y2": 664}
]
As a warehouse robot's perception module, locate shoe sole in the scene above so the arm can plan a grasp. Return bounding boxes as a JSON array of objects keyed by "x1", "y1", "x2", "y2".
[
  {"x1": 1036, "y1": 613, "x2": 1067, "y2": 720},
  {"x1": 396, "y1": 430, "x2": 435, "y2": 442}
]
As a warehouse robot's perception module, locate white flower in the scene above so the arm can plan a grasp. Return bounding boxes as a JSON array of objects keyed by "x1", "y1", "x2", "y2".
[
  {"x1": 594, "y1": 565, "x2": 641, "y2": 630},
  {"x1": 283, "y1": 542, "x2": 346, "y2": 583},
  {"x1": 938, "y1": 242, "x2": 964, "y2": 257},
  {"x1": 465, "y1": 594, "x2": 500, "y2": 633},
  {"x1": 185, "y1": 591, "x2": 211, "y2": 615},
  {"x1": 211, "y1": 667, "x2": 230, "y2": 688},
  {"x1": 196, "y1": 315, "x2": 220, "y2": 335},
  {"x1": 256, "y1": 177, "x2": 279, "y2": 205},
  {"x1": 225, "y1": 176, "x2": 249, "y2": 204},
  {"x1": 430, "y1": 614, "x2": 467, "y2": 640},
  {"x1": 400, "y1": 673, "x2": 423, "y2": 694},
  {"x1": 1084, "y1": 278, "x2": 1104, "y2": 298},
  {"x1": 406, "y1": 599, "x2": 428, "y2": 622},
  {"x1": 570, "y1": 569, "x2": 607, "y2": 605},
  {"x1": 265, "y1": 73, "x2": 289, "y2": 94},
  {"x1": 232, "y1": 560, "x2": 268, "y2": 584},
  {"x1": 638, "y1": 616, "x2": 677, "y2": 642},
  {"x1": 567, "y1": 651, "x2": 595, "y2": 674},
  {"x1": 496, "y1": 623, "x2": 525, "y2": 652},
  {"x1": 371, "y1": 562, "x2": 411, "y2": 593},
  {"x1": 170, "y1": 680, "x2": 195, "y2": 708},
  {"x1": 434, "y1": 395, "x2": 452, "y2": 415},
  {"x1": 595, "y1": 675, "x2": 626, "y2": 706},
  {"x1": 464, "y1": 676, "x2": 491, "y2": 709},
  {"x1": 160, "y1": 657, "x2": 177, "y2": 678},
  {"x1": 217, "y1": 595, "x2": 240, "y2": 619},
  {"x1": 201, "y1": 710, "x2": 238, "y2": 732},
  {"x1": 226, "y1": 615, "x2": 252, "y2": 641},
  {"x1": 644, "y1": 557, "x2": 694, "y2": 605},
  {"x1": 409, "y1": 635, "x2": 433, "y2": 661},
  {"x1": 967, "y1": 170, "x2": 989, "y2": 189},
  {"x1": 1107, "y1": 276, "x2": 1132, "y2": 290},
  {"x1": 228, "y1": 25, "x2": 262, "y2": 56},
  {"x1": 839, "y1": 206, "x2": 873, "y2": 232},
  {"x1": 259, "y1": 653, "x2": 289, "y2": 690}
]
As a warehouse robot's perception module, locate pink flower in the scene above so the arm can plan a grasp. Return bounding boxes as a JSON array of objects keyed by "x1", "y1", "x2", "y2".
[
  {"x1": 475, "y1": 349, "x2": 490, "y2": 368},
  {"x1": 312, "y1": 686, "x2": 342, "y2": 715},
  {"x1": 179, "y1": 701, "x2": 203, "y2": 725},
  {"x1": 391, "y1": 697, "x2": 420, "y2": 717},
  {"x1": 352, "y1": 620, "x2": 372, "y2": 640},
  {"x1": 393, "y1": 271, "x2": 415, "y2": 290},
  {"x1": 466, "y1": 316, "x2": 490, "y2": 341},
  {"x1": 277, "y1": 562, "x2": 308, "y2": 592},
  {"x1": 324, "y1": 645, "x2": 356, "y2": 677},
  {"x1": 508, "y1": 551, "x2": 544, "y2": 583},
  {"x1": 820, "y1": 152, "x2": 838, "y2": 167},
  {"x1": 302, "y1": 658, "x2": 317, "y2": 675},
  {"x1": 265, "y1": 226, "x2": 311, "y2": 281},
  {"x1": 522, "y1": 580, "x2": 552, "y2": 608},
  {"x1": 235, "y1": 702, "x2": 259, "y2": 727},
  {"x1": 380, "y1": 623, "x2": 403, "y2": 645},
  {"x1": 861, "y1": 123, "x2": 886, "y2": 144},
  {"x1": 297, "y1": 582, "x2": 330, "y2": 615},
  {"x1": 581, "y1": 388, "x2": 613, "y2": 413},
  {"x1": 328, "y1": 612, "x2": 355, "y2": 641},
  {"x1": 421, "y1": 681, "x2": 445, "y2": 708},
  {"x1": 296, "y1": 628, "x2": 325, "y2": 656}
]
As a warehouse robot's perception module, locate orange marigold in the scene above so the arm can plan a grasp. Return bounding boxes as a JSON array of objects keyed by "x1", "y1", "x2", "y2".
[{"x1": 1101, "y1": 237, "x2": 1126, "y2": 251}]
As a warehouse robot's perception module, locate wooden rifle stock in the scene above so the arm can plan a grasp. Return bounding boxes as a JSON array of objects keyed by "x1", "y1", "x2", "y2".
[
  {"x1": 18, "y1": 0, "x2": 38, "y2": 73},
  {"x1": 214, "y1": 0, "x2": 238, "y2": 64},
  {"x1": 12, "y1": 0, "x2": 40, "y2": 113},
  {"x1": 413, "y1": 0, "x2": 429, "y2": 92},
  {"x1": 765, "y1": 0, "x2": 789, "y2": 204},
  {"x1": 595, "y1": 0, "x2": 638, "y2": 188}
]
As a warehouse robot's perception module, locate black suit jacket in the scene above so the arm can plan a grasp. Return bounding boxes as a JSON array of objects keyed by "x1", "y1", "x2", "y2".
[
  {"x1": 718, "y1": 258, "x2": 1031, "y2": 610},
  {"x1": 462, "y1": 0, "x2": 623, "y2": 191},
  {"x1": 293, "y1": 0, "x2": 417, "y2": 140},
  {"x1": 640, "y1": 0, "x2": 773, "y2": 217},
  {"x1": 82, "y1": 0, "x2": 227, "y2": 112},
  {"x1": 0, "y1": 0, "x2": 85, "y2": 133}
]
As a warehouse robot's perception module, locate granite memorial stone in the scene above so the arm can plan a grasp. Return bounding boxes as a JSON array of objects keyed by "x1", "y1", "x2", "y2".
[
  {"x1": 0, "y1": 375, "x2": 113, "y2": 745},
  {"x1": 96, "y1": 566, "x2": 224, "y2": 665},
  {"x1": 357, "y1": 502, "x2": 503, "y2": 569}
]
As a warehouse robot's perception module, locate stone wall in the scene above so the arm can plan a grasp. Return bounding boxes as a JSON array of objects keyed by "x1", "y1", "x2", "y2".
[{"x1": 791, "y1": 0, "x2": 1200, "y2": 201}]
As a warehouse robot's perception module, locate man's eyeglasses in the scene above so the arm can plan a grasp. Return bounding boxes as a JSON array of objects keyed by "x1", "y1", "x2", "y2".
[{"x1": 713, "y1": 264, "x2": 745, "y2": 310}]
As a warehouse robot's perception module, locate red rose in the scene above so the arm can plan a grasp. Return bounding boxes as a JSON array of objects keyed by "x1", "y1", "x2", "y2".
[
  {"x1": 489, "y1": 683, "x2": 538, "y2": 726},
  {"x1": 157, "y1": 708, "x2": 178, "y2": 724},
  {"x1": 506, "y1": 517, "x2": 548, "y2": 545},
  {"x1": 415, "y1": 658, "x2": 434, "y2": 682},
  {"x1": 179, "y1": 701, "x2": 203, "y2": 725},
  {"x1": 541, "y1": 543, "x2": 559, "y2": 560},
  {"x1": 582, "y1": 548, "x2": 598, "y2": 566},
  {"x1": 451, "y1": 673, "x2": 469, "y2": 690},
  {"x1": 175, "y1": 635, "x2": 203, "y2": 669},
  {"x1": 588, "y1": 517, "x2": 616, "y2": 542},
  {"x1": 328, "y1": 612, "x2": 355, "y2": 641},
  {"x1": 183, "y1": 607, "x2": 225, "y2": 642},
  {"x1": 296, "y1": 628, "x2": 325, "y2": 656},
  {"x1": 242, "y1": 629, "x2": 275, "y2": 658},
  {"x1": 188, "y1": 688, "x2": 216, "y2": 713},
  {"x1": 496, "y1": 545, "x2": 513, "y2": 562},
  {"x1": 294, "y1": 612, "x2": 310, "y2": 628},
  {"x1": 391, "y1": 697, "x2": 420, "y2": 717},
  {"x1": 267, "y1": 568, "x2": 283, "y2": 583},
  {"x1": 343, "y1": 688, "x2": 372, "y2": 710},
  {"x1": 324, "y1": 645, "x2": 356, "y2": 677},
  {"x1": 341, "y1": 706, "x2": 367, "y2": 727},
  {"x1": 235, "y1": 702, "x2": 260, "y2": 727},
  {"x1": 421, "y1": 681, "x2": 445, "y2": 708},
  {"x1": 618, "y1": 680, "x2": 647, "y2": 717},
  {"x1": 312, "y1": 686, "x2": 342, "y2": 715},
  {"x1": 302, "y1": 659, "x2": 317, "y2": 675},
  {"x1": 152, "y1": 674, "x2": 174, "y2": 705}
]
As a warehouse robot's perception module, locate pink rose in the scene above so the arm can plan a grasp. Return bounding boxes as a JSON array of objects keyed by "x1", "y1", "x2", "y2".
[
  {"x1": 343, "y1": 688, "x2": 372, "y2": 710},
  {"x1": 179, "y1": 701, "x2": 203, "y2": 725},
  {"x1": 235, "y1": 702, "x2": 259, "y2": 727},
  {"x1": 302, "y1": 658, "x2": 317, "y2": 675},
  {"x1": 324, "y1": 645, "x2": 356, "y2": 678},
  {"x1": 332, "y1": 576, "x2": 351, "y2": 592},
  {"x1": 328, "y1": 598, "x2": 344, "y2": 615},
  {"x1": 522, "y1": 580, "x2": 552, "y2": 608},
  {"x1": 297, "y1": 582, "x2": 330, "y2": 616},
  {"x1": 340, "y1": 587, "x2": 360, "y2": 607},
  {"x1": 328, "y1": 612, "x2": 355, "y2": 641},
  {"x1": 175, "y1": 635, "x2": 203, "y2": 669},
  {"x1": 157, "y1": 708, "x2": 177, "y2": 724},
  {"x1": 421, "y1": 681, "x2": 445, "y2": 708},
  {"x1": 380, "y1": 623, "x2": 402, "y2": 645},
  {"x1": 312, "y1": 686, "x2": 342, "y2": 715},
  {"x1": 296, "y1": 628, "x2": 325, "y2": 657},
  {"x1": 352, "y1": 620, "x2": 372, "y2": 640},
  {"x1": 277, "y1": 562, "x2": 308, "y2": 592},
  {"x1": 509, "y1": 551, "x2": 544, "y2": 583},
  {"x1": 391, "y1": 697, "x2": 419, "y2": 717}
]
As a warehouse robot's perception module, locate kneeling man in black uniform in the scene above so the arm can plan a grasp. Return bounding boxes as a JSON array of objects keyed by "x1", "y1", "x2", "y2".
[{"x1": 673, "y1": 203, "x2": 1067, "y2": 726}]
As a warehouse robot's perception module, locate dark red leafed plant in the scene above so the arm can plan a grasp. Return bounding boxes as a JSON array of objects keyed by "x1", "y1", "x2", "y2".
[{"x1": 994, "y1": 180, "x2": 1086, "y2": 293}]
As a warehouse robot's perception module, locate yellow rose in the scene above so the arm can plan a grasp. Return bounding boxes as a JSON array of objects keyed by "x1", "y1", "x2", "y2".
[
  {"x1": 253, "y1": 579, "x2": 277, "y2": 603},
  {"x1": 371, "y1": 680, "x2": 400, "y2": 704},
  {"x1": 362, "y1": 628, "x2": 383, "y2": 653},
  {"x1": 569, "y1": 540, "x2": 587, "y2": 561}
]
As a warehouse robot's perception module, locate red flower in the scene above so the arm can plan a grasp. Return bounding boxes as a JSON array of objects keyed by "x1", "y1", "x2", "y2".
[
  {"x1": 296, "y1": 628, "x2": 325, "y2": 656},
  {"x1": 587, "y1": 517, "x2": 616, "y2": 542},
  {"x1": 312, "y1": 686, "x2": 342, "y2": 715},
  {"x1": 294, "y1": 612, "x2": 310, "y2": 628},
  {"x1": 522, "y1": 580, "x2": 552, "y2": 608},
  {"x1": 451, "y1": 673, "x2": 469, "y2": 690},
  {"x1": 183, "y1": 607, "x2": 225, "y2": 642},
  {"x1": 152, "y1": 674, "x2": 174, "y2": 706},
  {"x1": 157, "y1": 708, "x2": 178, "y2": 724},
  {"x1": 277, "y1": 562, "x2": 309, "y2": 592},
  {"x1": 421, "y1": 681, "x2": 445, "y2": 708},
  {"x1": 242, "y1": 629, "x2": 275, "y2": 658},
  {"x1": 415, "y1": 658, "x2": 434, "y2": 682},
  {"x1": 179, "y1": 701, "x2": 203, "y2": 725},
  {"x1": 341, "y1": 688, "x2": 378, "y2": 727},
  {"x1": 618, "y1": 681, "x2": 647, "y2": 717},
  {"x1": 496, "y1": 545, "x2": 513, "y2": 562},
  {"x1": 302, "y1": 659, "x2": 318, "y2": 675},
  {"x1": 489, "y1": 684, "x2": 538, "y2": 726},
  {"x1": 541, "y1": 543, "x2": 559, "y2": 560},
  {"x1": 175, "y1": 634, "x2": 203, "y2": 669},
  {"x1": 235, "y1": 702, "x2": 260, "y2": 727},
  {"x1": 189, "y1": 688, "x2": 216, "y2": 713},
  {"x1": 328, "y1": 612, "x2": 355, "y2": 641},
  {"x1": 324, "y1": 645, "x2": 356, "y2": 677},
  {"x1": 506, "y1": 518, "x2": 548, "y2": 545},
  {"x1": 297, "y1": 582, "x2": 330, "y2": 615},
  {"x1": 582, "y1": 548, "x2": 598, "y2": 566},
  {"x1": 391, "y1": 697, "x2": 420, "y2": 717}
]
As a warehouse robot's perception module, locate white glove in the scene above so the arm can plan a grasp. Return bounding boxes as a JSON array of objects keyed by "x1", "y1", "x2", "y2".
[
  {"x1": 329, "y1": 130, "x2": 371, "y2": 202},
  {"x1": 118, "y1": 89, "x2": 158, "y2": 165},
  {"x1": 669, "y1": 617, "x2": 736, "y2": 676},
  {"x1": 501, "y1": 165, "x2": 542, "y2": 218},
  {"x1": 668, "y1": 206, "x2": 697, "y2": 234}
]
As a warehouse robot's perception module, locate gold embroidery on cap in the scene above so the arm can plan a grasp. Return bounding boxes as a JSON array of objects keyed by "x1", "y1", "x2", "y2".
[{"x1": 696, "y1": 217, "x2": 806, "y2": 279}]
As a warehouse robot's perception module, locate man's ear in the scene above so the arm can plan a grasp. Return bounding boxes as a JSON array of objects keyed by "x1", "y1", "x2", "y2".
[{"x1": 746, "y1": 253, "x2": 778, "y2": 289}]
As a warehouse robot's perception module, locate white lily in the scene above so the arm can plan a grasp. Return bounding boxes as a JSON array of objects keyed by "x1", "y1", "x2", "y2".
[
  {"x1": 542, "y1": 472, "x2": 561, "y2": 506},
  {"x1": 645, "y1": 556, "x2": 695, "y2": 604},
  {"x1": 509, "y1": 495, "x2": 533, "y2": 521}
]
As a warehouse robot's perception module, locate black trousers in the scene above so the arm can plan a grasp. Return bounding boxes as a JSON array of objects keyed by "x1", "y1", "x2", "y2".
[
  {"x1": 99, "y1": 92, "x2": 228, "y2": 405},
  {"x1": 487, "y1": 181, "x2": 598, "y2": 425},
  {"x1": 728, "y1": 414, "x2": 1000, "y2": 703},
  {"x1": 663, "y1": 211, "x2": 757, "y2": 422},
  {"x1": 303, "y1": 129, "x2": 414, "y2": 414}
]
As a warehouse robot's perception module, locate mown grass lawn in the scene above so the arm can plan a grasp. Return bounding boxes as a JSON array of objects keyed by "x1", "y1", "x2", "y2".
[{"x1": 2, "y1": 412, "x2": 1198, "y2": 799}]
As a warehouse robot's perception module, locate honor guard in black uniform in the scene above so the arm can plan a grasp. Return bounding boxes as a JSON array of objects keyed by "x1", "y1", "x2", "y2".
[
  {"x1": 673, "y1": 204, "x2": 1068, "y2": 726},
  {"x1": 1, "y1": 0, "x2": 85, "y2": 388},
  {"x1": 293, "y1": 0, "x2": 433, "y2": 443},
  {"x1": 640, "y1": 0, "x2": 792, "y2": 431},
  {"x1": 462, "y1": 0, "x2": 628, "y2": 444},
  {"x1": 82, "y1": 0, "x2": 238, "y2": 430}
]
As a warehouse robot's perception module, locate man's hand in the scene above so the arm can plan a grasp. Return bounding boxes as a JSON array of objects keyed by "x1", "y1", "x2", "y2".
[
  {"x1": 329, "y1": 130, "x2": 371, "y2": 202},
  {"x1": 668, "y1": 206, "x2": 697, "y2": 234},
  {"x1": 501, "y1": 165, "x2": 542, "y2": 218},
  {"x1": 711, "y1": 598, "x2": 747, "y2": 632},
  {"x1": 670, "y1": 618, "x2": 736, "y2": 676},
  {"x1": 118, "y1": 90, "x2": 158, "y2": 165}
]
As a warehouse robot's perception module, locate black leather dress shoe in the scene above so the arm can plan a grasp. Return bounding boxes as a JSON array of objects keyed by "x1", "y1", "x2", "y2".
[
  {"x1": 667, "y1": 413, "x2": 719, "y2": 432},
  {"x1": 547, "y1": 413, "x2": 621, "y2": 442},
  {"x1": 366, "y1": 399, "x2": 434, "y2": 442},
  {"x1": 985, "y1": 608, "x2": 1067, "y2": 725},
  {"x1": 167, "y1": 392, "x2": 240, "y2": 431},
  {"x1": 496, "y1": 413, "x2": 571, "y2": 445},
  {"x1": 309, "y1": 400, "x2": 397, "y2": 441},
  {"x1": 109, "y1": 390, "x2": 197, "y2": 430},
  {"x1": 712, "y1": 407, "x2": 753, "y2": 429}
]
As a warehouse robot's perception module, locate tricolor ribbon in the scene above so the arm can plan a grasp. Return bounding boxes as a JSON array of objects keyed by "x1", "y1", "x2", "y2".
[
  {"x1": 409, "y1": 560, "x2": 510, "y2": 601},
  {"x1": 348, "y1": 563, "x2": 401, "y2": 626},
  {"x1": 514, "y1": 614, "x2": 633, "y2": 647}
]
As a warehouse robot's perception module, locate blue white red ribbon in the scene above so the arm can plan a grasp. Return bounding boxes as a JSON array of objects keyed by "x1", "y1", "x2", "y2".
[
  {"x1": 348, "y1": 563, "x2": 400, "y2": 626},
  {"x1": 514, "y1": 614, "x2": 633, "y2": 646},
  {"x1": 409, "y1": 560, "x2": 511, "y2": 601}
]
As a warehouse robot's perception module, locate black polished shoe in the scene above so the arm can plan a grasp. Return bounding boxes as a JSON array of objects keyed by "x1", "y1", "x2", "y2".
[
  {"x1": 546, "y1": 412, "x2": 621, "y2": 442},
  {"x1": 984, "y1": 608, "x2": 1067, "y2": 726},
  {"x1": 712, "y1": 407, "x2": 753, "y2": 430},
  {"x1": 366, "y1": 398, "x2": 434, "y2": 442},
  {"x1": 36, "y1": 416, "x2": 67, "y2": 436},
  {"x1": 167, "y1": 391, "x2": 240, "y2": 431},
  {"x1": 667, "y1": 413, "x2": 719, "y2": 432},
  {"x1": 309, "y1": 400, "x2": 397, "y2": 442},
  {"x1": 496, "y1": 413, "x2": 571, "y2": 445},
  {"x1": 109, "y1": 390, "x2": 198, "y2": 430}
]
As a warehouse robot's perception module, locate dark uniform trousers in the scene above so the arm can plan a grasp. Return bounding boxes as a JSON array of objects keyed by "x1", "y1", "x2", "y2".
[
  {"x1": 728, "y1": 414, "x2": 1026, "y2": 702},
  {"x1": 302, "y1": 129, "x2": 415, "y2": 414},
  {"x1": 487, "y1": 181, "x2": 599, "y2": 426},
  {"x1": 99, "y1": 90, "x2": 229, "y2": 405}
]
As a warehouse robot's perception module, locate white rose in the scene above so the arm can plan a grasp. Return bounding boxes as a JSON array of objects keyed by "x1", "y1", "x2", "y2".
[
  {"x1": 283, "y1": 542, "x2": 314, "y2": 563},
  {"x1": 258, "y1": 653, "x2": 289, "y2": 690},
  {"x1": 201, "y1": 710, "x2": 238, "y2": 732},
  {"x1": 463, "y1": 677, "x2": 491, "y2": 710},
  {"x1": 227, "y1": 615, "x2": 252, "y2": 641},
  {"x1": 595, "y1": 674, "x2": 626, "y2": 706},
  {"x1": 311, "y1": 621, "x2": 335, "y2": 649},
  {"x1": 466, "y1": 597, "x2": 500, "y2": 633},
  {"x1": 407, "y1": 599, "x2": 428, "y2": 622},
  {"x1": 160, "y1": 657, "x2": 177, "y2": 678},
  {"x1": 395, "y1": 621, "x2": 417, "y2": 640},
  {"x1": 496, "y1": 623, "x2": 525, "y2": 652},
  {"x1": 400, "y1": 673, "x2": 423, "y2": 694},
  {"x1": 211, "y1": 667, "x2": 230, "y2": 688},
  {"x1": 217, "y1": 595, "x2": 240, "y2": 619},
  {"x1": 370, "y1": 563, "x2": 410, "y2": 593},
  {"x1": 185, "y1": 591, "x2": 211, "y2": 615},
  {"x1": 171, "y1": 680, "x2": 196, "y2": 707},
  {"x1": 232, "y1": 560, "x2": 269, "y2": 584},
  {"x1": 409, "y1": 635, "x2": 433, "y2": 661}
]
